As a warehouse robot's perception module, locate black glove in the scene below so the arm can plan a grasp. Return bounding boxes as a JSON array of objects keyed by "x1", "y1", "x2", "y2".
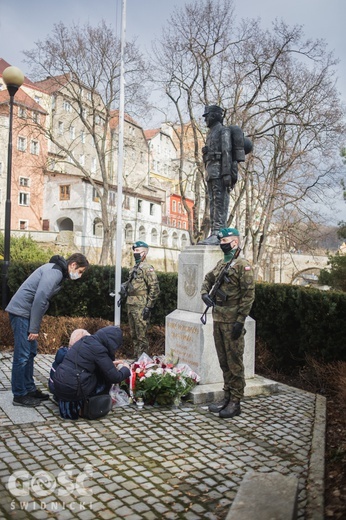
[
  {"x1": 222, "y1": 175, "x2": 232, "y2": 188},
  {"x1": 231, "y1": 322, "x2": 244, "y2": 340},
  {"x1": 142, "y1": 307, "x2": 151, "y2": 321},
  {"x1": 119, "y1": 283, "x2": 127, "y2": 297},
  {"x1": 202, "y1": 293, "x2": 215, "y2": 308}
]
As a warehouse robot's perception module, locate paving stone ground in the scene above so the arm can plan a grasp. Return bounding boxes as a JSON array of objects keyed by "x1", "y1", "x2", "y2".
[{"x1": 0, "y1": 352, "x2": 325, "y2": 519}]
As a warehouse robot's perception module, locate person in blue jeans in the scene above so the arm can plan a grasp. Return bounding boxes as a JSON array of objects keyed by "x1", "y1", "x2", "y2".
[{"x1": 6, "y1": 253, "x2": 89, "y2": 408}]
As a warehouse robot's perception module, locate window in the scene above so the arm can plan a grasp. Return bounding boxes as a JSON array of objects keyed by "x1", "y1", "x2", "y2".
[
  {"x1": 92, "y1": 187, "x2": 100, "y2": 202},
  {"x1": 172, "y1": 200, "x2": 176, "y2": 212},
  {"x1": 80, "y1": 130, "x2": 85, "y2": 143},
  {"x1": 91, "y1": 157, "x2": 97, "y2": 173},
  {"x1": 109, "y1": 191, "x2": 116, "y2": 206},
  {"x1": 150, "y1": 203, "x2": 154, "y2": 216},
  {"x1": 162, "y1": 230, "x2": 168, "y2": 247},
  {"x1": 19, "y1": 192, "x2": 30, "y2": 206},
  {"x1": 60, "y1": 185, "x2": 70, "y2": 201},
  {"x1": 69, "y1": 126, "x2": 75, "y2": 140},
  {"x1": 19, "y1": 177, "x2": 29, "y2": 187},
  {"x1": 34, "y1": 95, "x2": 41, "y2": 104},
  {"x1": 178, "y1": 202, "x2": 182, "y2": 213},
  {"x1": 18, "y1": 107, "x2": 27, "y2": 119},
  {"x1": 124, "y1": 196, "x2": 130, "y2": 209},
  {"x1": 63, "y1": 100, "x2": 72, "y2": 112},
  {"x1": 19, "y1": 220, "x2": 28, "y2": 230},
  {"x1": 151, "y1": 228, "x2": 158, "y2": 244},
  {"x1": 79, "y1": 154, "x2": 85, "y2": 166},
  {"x1": 139, "y1": 226, "x2": 146, "y2": 241},
  {"x1": 125, "y1": 224, "x2": 133, "y2": 242},
  {"x1": 30, "y1": 140, "x2": 39, "y2": 155},
  {"x1": 137, "y1": 199, "x2": 142, "y2": 213},
  {"x1": 42, "y1": 219, "x2": 50, "y2": 231},
  {"x1": 32, "y1": 112, "x2": 40, "y2": 124},
  {"x1": 17, "y1": 136, "x2": 26, "y2": 152},
  {"x1": 58, "y1": 121, "x2": 64, "y2": 135},
  {"x1": 93, "y1": 218, "x2": 103, "y2": 237}
]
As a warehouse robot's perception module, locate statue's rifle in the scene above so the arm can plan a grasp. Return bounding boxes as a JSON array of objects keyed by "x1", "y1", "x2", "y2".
[{"x1": 200, "y1": 247, "x2": 241, "y2": 325}]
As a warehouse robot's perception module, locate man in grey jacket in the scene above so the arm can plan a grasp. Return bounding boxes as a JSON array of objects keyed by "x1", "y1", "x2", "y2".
[{"x1": 6, "y1": 253, "x2": 89, "y2": 407}]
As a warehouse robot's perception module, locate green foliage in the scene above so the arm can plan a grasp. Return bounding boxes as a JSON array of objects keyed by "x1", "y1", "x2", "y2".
[
  {"x1": 251, "y1": 283, "x2": 346, "y2": 367},
  {"x1": 5, "y1": 260, "x2": 346, "y2": 370},
  {"x1": 4, "y1": 261, "x2": 177, "y2": 325},
  {"x1": 319, "y1": 253, "x2": 346, "y2": 292},
  {"x1": 0, "y1": 233, "x2": 54, "y2": 263},
  {"x1": 337, "y1": 221, "x2": 346, "y2": 240}
]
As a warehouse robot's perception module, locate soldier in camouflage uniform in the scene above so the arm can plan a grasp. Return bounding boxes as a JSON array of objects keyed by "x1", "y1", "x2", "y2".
[
  {"x1": 124, "y1": 241, "x2": 160, "y2": 358},
  {"x1": 201, "y1": 228, "x2": 255, "y2": 418}
]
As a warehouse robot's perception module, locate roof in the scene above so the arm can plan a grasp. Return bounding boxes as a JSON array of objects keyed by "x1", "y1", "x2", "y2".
[
  {"x1": 0, "y1": 58, "x2": 37, "y2": 88},
  {"x1": 34, "y1": 74, "x2": 70, "y2": 94},
  {"x1": 144, "y1": 128, "x2": 161, "y2": 141},
  {"x1": 110, "y1": 109, "x2": 141, "y2": 130},
  {"x1": 0, "y1": 87, "x2": 47, "y2": 114}
]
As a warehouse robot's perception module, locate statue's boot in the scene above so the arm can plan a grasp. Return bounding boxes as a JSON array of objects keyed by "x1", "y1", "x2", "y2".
[{"x1": 198, "y1": 234, "x2": 220, "y2": 246}]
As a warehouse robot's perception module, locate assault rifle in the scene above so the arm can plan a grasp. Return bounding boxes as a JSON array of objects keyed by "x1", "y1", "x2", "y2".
[
  {"x1": 200, "y1": 247, "x2": 241, "y2": 325},
  {"x1": 116, "y1": 264, "x2": 139, "y2": 307}
]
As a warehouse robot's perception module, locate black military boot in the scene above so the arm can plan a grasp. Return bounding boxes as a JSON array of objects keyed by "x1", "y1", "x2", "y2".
[
  {"x1": 219, "y1": 399, "x2": 241, "y2": 419},
  {"x1": 208, "y1": 394, "x2": 230, "y2": 413}
]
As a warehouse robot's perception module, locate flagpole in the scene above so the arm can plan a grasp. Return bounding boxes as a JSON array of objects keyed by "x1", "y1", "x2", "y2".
[{"x1": 114, "y1": 0, "x2": 126, "y2": 326}]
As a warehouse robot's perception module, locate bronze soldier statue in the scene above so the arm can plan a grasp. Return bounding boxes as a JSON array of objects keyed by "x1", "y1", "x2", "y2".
[{"x1": 199, "y1": 105, "x2": 252, "y2": 245}]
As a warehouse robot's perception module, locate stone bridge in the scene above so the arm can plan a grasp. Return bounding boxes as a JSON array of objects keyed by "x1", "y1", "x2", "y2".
[{"x1": 271, "y1": 252, "x2": 329, "y2": 285}]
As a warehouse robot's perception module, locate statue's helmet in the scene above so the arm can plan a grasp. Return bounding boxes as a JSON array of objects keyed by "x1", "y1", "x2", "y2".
[{"x1": 202, "y1": 105, "x2": 224, "y2": 117}]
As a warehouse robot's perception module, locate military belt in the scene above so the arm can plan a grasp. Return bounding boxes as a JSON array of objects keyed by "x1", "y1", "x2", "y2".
[
  {"x1": 204, "y1": 152, "x2": 222, "y2": 161},
  {"x1": 215, "y1": 299, "x2": 237, "y2": 307}
]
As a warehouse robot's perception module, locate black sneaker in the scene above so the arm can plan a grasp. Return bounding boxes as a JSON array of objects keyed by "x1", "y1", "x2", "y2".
[
  {"x1": 28, "y1": 389, "x2": 50, "y2": 400},
  {"x1": 13, "y1": 395, "x2": 41, "y2": 407}
]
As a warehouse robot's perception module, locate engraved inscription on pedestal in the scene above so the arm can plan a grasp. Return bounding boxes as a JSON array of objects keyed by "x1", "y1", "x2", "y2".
[{"x1": 166, "y1": 319, "x2": 200, "y2": 373}]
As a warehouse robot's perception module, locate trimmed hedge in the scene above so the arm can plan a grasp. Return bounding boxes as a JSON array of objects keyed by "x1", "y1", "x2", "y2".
[
  {"x1": 3, "y1": 262, "x2": 345, "y2": 366},
  {"x1": 4, "y1": 262, "x2": 177, "y2": 325},
  {"x1": 250, "y1": 283, "x2": 346, "y2": 366}
]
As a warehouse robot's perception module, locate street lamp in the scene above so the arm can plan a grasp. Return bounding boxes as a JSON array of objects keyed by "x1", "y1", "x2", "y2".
[{"x1": 1, "y1": 66, "x2": 24, "y2": 309}]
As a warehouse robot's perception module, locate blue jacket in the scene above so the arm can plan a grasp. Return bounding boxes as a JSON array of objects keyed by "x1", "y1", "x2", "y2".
[
  {"x1": 6, "y1": 255, "x2": 68, "y2": 334},
  {"x1": 52, "y1": 326, "x2": 131, "y2": 401}
]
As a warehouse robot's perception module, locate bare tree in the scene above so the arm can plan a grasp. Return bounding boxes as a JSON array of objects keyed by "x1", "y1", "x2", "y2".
[
  {"x1": 24, "y1": 21, "x2": 150, "y2": 264},
  {"x1": 152, "y1": 0, "x2": 345, "y2": 276}
]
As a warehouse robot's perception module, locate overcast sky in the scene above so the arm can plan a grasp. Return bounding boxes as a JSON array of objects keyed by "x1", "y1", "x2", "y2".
[
  {"x1": 0, "y1": 0, "x2": 345, "y2": 94},
  {"x1": 0, "y1": 0, "x2": 345, "y2": 223}
]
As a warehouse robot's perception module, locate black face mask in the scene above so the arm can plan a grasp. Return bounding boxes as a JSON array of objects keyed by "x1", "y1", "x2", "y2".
[
  {"x1": 134, "y1": 253, "x2": 142, "y2": 264},
  {"x1": 220, "y1": 243, "x2": 233, "y2": 254}
]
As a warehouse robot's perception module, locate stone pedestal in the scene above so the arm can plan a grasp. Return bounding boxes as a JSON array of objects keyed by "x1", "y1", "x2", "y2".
[{"x1": 165, "y1": 245, "x2": 278, "y2": 403}]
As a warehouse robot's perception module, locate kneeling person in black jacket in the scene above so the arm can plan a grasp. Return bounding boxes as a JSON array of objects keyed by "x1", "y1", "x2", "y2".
[{"x1": 52, "y1": 326, "x2": 130, "y2": 420}]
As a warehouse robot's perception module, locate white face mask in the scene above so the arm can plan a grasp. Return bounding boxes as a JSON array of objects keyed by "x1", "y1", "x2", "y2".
[{"x1": 69, "y1": 271, "x2": 82, "y2": 280}]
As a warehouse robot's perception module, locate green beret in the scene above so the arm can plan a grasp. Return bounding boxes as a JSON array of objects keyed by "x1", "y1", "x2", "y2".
[
  {"x1": 217, "y1": 228, "x2": 240, "y2": 239},
  {"x1": 132, "y1": 241, "x2": 149, "y2": 250}
]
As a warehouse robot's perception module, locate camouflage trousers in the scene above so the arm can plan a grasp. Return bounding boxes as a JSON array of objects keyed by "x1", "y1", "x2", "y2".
[
  {"x1": 213, "y1": 321, "x2": 245, "y2": 400},
  {"x1": 127, "y1": 305, "x2": 149, "y2": 359}
]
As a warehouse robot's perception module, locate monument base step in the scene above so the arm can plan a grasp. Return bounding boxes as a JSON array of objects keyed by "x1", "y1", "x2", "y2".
[{"x1": 188, "y1": 375, "x2": 279, "y2": 404}]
